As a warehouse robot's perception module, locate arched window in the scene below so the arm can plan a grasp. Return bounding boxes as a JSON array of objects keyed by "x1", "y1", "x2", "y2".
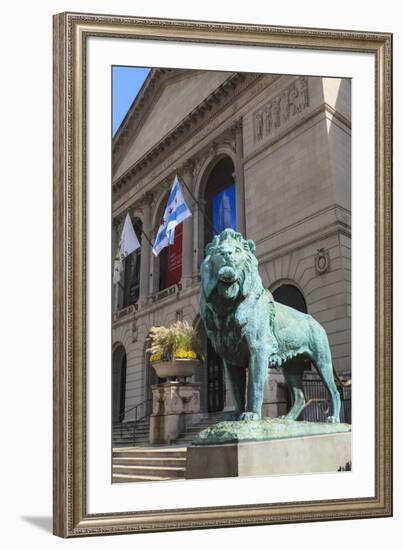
[
  {"x1": 272, "y1": 283, "x2": 310, "y2": 381},
  {"x1": 203, "y1": 157, "x2": 236, "y2": 246},
  {"x1": 122, "y1": 218, "x2": 142, "y2": 307},
  {"x1": 272, "y1": 284, "x2": 307, "y2": 313}
]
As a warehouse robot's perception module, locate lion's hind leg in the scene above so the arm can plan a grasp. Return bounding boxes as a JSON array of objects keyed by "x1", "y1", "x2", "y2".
[
  {"x1": 281, "y1": 362, "x2": 306, "y2": 420},
  {"x1": 309, "y1": 323, "x2": 341, "y2": 423},
  {"x1": 314, "y1": 361, "x2": 341, "y2": 423}
]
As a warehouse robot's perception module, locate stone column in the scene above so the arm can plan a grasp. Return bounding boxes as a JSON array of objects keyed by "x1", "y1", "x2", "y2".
[
  {"x1": 232, "y1": 119, "x2": 246, "y2": 236},
  {"x1": 139, "y1": 194, "x2": 152, "y2": 308},
  {"x1": 112, "y1": 218, "x2": 123, "y2": 311},
  {"x1": 193, "y1": 198, "x2": 207, "y2": 275},
  {"x1": 149, "y1": 228, "x2": 159, "y2": 295},
  {"x1": 179, "y1": 163, "x2": 194, "y2": 290},
  {"x1": 111, "y1": 221, "x2": 119, "y2": 312}
]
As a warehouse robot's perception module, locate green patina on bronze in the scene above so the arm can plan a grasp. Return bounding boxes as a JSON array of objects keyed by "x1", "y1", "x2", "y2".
[
  {"x1": 193, "y1": 418, "x2": 351, "y2": 445},
  {"x1": 200, "y1": 229, "x2": 342, "y2": 425}
]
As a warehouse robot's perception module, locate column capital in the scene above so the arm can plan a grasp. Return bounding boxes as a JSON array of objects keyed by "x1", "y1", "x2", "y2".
[
  {"x1": 112, "y1": 216, "x2": 124, "y2": 232},
  {"x1": 137, "y1": 191, "x2": 154, "y2": 212},
  {"x1": 177, "y1": 159, "x2": 195, "y2": 183},
  {"x1": 230, "y1": 117, "x2": 243, "y2": 135}
]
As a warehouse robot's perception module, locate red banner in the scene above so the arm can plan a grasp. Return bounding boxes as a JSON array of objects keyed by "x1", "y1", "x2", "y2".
[{"x1": 165, "y1": 223, "x2": 183, "y2": 287}]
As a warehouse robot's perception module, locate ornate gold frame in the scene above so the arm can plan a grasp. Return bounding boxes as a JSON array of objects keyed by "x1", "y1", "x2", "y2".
[{"x1": 53, "y1": 12, "x2": 392, "y2": 537}]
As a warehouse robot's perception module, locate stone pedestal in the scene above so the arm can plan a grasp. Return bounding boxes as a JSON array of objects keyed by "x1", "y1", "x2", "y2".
[
  {"x1": 186, "y1": 431, "x2": 351, "y2": 479},
  {"x1": 149, "y1": 381, "x2": 201, "y2": 445}
]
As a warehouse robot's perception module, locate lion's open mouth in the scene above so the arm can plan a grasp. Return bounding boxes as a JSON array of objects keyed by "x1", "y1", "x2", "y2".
[{"x1": 218, "y1": 266, "x2": 238, "y2": 285}]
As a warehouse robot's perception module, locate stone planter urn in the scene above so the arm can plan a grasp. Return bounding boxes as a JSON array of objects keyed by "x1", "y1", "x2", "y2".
[{"x1": 151, "y1": 358, "x2": 200, "y2": 380}]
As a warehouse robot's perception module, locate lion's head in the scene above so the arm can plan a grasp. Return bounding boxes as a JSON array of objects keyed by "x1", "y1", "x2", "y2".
[{"x1": 200, "y1": 229, "x2": 263, "y2": 320}]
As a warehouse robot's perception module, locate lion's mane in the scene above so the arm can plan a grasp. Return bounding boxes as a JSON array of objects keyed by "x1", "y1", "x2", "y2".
[{"x1": 200, "y1": 229, "x2": 276, "y2": 356}]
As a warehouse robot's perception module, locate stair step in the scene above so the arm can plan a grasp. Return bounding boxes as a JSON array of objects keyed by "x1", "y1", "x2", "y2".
[
  {"x1": 112, "y1": 426, "x2": 150, "y2": 432},
  {"x1": 112, "y1": 428, "x2": 149, "y2": 433},
  {"x1": 112, "y1": 440, "x2": 150, "y2": 444},
  {"x1": 113, "y1": 453, "x2": 186, "y2": 459},
  {"x1": 112, "y1": 434, "x2": 149, "y2": 439},
  {"x1": 113, "y1": 464, "x2": 185, "y2": 477},
  {"x1": 113, "y1": 473, "x2": 173, "y2": 483},
  {"x1": 112, "y1": 435, "x2": 148, "y2": 438},
  {"x1": 113, "y1": 431, "x2": 149, "y2": 435},
  {"x1": 113, "y1": 448, "x2": 187, "y2": 459},
  {"x1": 114, "y1": 457, "x2": 186, "y2": 467}
]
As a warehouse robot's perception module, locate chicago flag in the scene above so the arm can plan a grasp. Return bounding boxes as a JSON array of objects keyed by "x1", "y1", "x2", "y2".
[{"x1": 152, "y1": 176, "x2": 192, "y2": 256}]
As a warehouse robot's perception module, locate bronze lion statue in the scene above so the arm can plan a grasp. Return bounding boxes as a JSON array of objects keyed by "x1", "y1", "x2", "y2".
[{"x1": 200, "y1": 229, "x2": 341, "y2": 423}]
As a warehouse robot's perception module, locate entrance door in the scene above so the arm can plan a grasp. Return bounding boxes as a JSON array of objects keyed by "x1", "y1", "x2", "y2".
[{"x1": 207, "y1": 340, "x2": 224, "y2": 412}]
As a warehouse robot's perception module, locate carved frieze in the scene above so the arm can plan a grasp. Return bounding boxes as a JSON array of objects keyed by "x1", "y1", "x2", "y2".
[{"x1": 253, "y1": 77, "x2": 309, "y2": 144}]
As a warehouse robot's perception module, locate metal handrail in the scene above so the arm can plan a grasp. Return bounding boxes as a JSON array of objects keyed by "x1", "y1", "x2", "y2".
[
  {"x1": 115, "y1": 398, "x2": 152, "y2": 444},
  {"x1": 131, "y1": 403, "x2": 153, "y2": 446},
  {"x1": 118, "y1": 397, "x2": 151, "y2": 424}
]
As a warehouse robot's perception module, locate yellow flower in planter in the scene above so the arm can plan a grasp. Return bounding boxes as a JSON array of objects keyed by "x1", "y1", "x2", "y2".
[
  {"x1": 175, "y1": 349, "x2": 197, "y2": 360},
  {"x1": 147, "y1": 321, "x2": 200, "y2": 364}
]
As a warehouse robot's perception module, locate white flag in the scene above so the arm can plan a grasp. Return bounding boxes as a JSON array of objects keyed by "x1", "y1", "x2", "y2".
[{"x1": 120, "y1": 213, "x2": 141, "y2": 259}]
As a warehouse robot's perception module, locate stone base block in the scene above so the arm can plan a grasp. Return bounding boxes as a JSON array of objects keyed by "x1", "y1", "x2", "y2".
[
  {"x1": 149, "y1": 412, "x2": 205, "y2": 445},
  {"x1": 186, "y1": 431, "x2": 351, "y2": 479},
  {"x1": 149, "y1": 381, "x2": 201, "y2": 445}
]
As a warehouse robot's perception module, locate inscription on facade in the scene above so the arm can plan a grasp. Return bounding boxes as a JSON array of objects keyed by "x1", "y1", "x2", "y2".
[{"x1": 254, "y1": 77, "x2": 309, "y2": 143}]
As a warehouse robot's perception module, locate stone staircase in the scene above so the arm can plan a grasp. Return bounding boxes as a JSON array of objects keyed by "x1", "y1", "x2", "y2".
[
  {"x1": 112, "y1": 416, "x2": 150, "y2": 448},
  {"x1": 112, "y1": 447, "x2": 187, "y2": 483},
  {"x1": 112, "y1": 411, "x2": 230, "y2": 483},
  {"x1": 113, "y1": 410, "x2": 229, "y2": 448}
]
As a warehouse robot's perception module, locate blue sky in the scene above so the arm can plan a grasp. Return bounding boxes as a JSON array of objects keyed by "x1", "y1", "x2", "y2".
[{"x1": 112, "y1": 66, "x2": 151, "y2": 135}]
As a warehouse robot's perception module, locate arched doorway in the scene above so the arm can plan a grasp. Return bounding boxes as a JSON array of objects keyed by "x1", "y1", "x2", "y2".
[
  {"x1": 271, "y1": 283, "x2": 309, "y2": 417},
  {"x1": 203, "y1": 156, "x2": 236, "y2": 246},
  {"x1": 272, "y1": 283, "x2": 307, "y2": 313},
  {"x1": 112, "y1": 344, "x2": 127, "y2": 423}
]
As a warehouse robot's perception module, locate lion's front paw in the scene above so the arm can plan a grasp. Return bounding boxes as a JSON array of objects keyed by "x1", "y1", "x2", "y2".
[
  {"x1": 326, "y1": 416, "x2": 340, "y2": 423},
  {"x1": 239, "y1": 412, "x2": 261, "y2": 422}
]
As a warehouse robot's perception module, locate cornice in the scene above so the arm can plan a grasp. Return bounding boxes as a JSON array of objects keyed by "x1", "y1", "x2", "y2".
[{"x1": 112, "y1": 72, "x2": 260, "y2": 195}]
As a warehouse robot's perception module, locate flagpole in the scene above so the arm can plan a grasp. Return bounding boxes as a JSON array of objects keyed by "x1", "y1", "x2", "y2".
[
  {"x1": 177, "y1": 174, "x2": 218, "y2": 236},
  {"x1": 131, "y1": 217, "x2": 154, "y2": 248}
]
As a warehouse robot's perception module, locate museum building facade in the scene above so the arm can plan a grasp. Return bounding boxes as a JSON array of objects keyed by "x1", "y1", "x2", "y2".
[{"x1": 111, "y1": 69, "x2": 351, "y2": 429}]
